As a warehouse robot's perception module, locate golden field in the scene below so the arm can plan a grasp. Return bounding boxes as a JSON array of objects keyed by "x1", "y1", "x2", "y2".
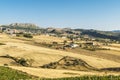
[{"x1": 0, "y1": 34, "x2": 120, "y2": 78}]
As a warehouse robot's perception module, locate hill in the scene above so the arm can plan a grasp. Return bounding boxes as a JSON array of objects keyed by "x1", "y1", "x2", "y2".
[
  {"x1": 74, "y1": 29, "x2": 120, "y2": 41},
  {"x1": 45, "y1": 28, "x2": 120, "y2": 41},
  {"x1": 112, "y1": 30, "x2": 120, "y2": 33},
  {"x1": 0, "y1": 23, "x2": 120, "y2": 41},
  {"x1": 0, "y1": 34, "x2": 119, "y2": 78},
  {"x1": 0, "y1": 23, "x2": 44, "y2": 33},
  {"x1": 41, "y1": 56, "x2": 97, "y2": 71},
  {"x1": 2, "y1": 23, "x2": 39, "y2": 29}
]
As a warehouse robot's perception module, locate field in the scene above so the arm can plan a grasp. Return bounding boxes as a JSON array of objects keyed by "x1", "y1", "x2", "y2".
[
  {"x1": 0, "y1": 66, "x2": 36, "y2": 80},
  {"x1": 0, "y1": 66, "x2": 120, "y2": 80},
  {"x1": 0, "y1": 34, "x2": 120, "y2": 79}
]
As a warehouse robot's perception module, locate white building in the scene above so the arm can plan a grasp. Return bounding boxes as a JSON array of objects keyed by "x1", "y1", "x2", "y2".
[{"x1": 70, "y1": 43, "x2": 79, "y2": 48}]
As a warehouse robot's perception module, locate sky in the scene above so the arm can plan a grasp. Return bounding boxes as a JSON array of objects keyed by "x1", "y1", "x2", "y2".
[{"x1": 0, "y1": 0, "x2": 120, "y2": 31}]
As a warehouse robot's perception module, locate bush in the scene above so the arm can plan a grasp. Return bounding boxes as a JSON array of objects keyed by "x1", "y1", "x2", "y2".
[
  {"x1": 0, "y1": 43, "x2": 6, "y2": 45},
  {"x1": 23, "y1": 34, "x2": 33, "y2": 38},
  {"x1": 16, "y1": 34, "x2": 21, "y2": 37},
  {"x1": 4, "y1": 64, "x2": 8, "y2": 66},
  {"x1": 16, "y1": 58, "x2": 29, "y2": 66}
]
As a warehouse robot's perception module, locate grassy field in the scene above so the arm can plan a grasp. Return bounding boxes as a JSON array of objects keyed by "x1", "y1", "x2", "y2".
[{"x1": 0, "y1": 66, "x2": 36, "y2": 80}]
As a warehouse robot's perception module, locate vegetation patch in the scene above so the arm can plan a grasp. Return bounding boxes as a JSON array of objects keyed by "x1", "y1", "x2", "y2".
[
  {"x1": 41, "y1": 56, "x2": 98, "y2": 71},
  {"x1": 0, "y1": 55, "x2": 34, "y2": 67},
  {"x1": 40, "y1": 75, "x2": 120, "y2": 80},
  {"x1": 23, "y1": 33, "x2": 33, "y2": 38},
  {"x1": 63, "y1": 72, "x2": 80, "y2": 75},
  {"x1": 101, "y1": 67, "x2": 120, "y2": 72},
  {"x1": 0, "y1": 43, "x2": 6, "y2": 45},
  {"x1": 0, "y1": 66, "x2": 37, "y2": 80}
]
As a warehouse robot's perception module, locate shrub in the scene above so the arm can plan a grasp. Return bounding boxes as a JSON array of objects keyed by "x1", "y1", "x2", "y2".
[
  {"x1": 23, "y1": 33, "x2": 33, "y2": 38},
  {"x1": 0, "y1": 43, "x2": 6, "y2": 45},
  {"x1": 63, "y1": 40, "x2": 67, "y2": 45},
  {"x1": 17, "y1": 58, "x2": 29, "y2": 66},
  {"x1": 16, "y1": 34, "x2": 21, "y2": 37},
  {"x1": 52, "y1": 41, "x2": 58, "y2": 47},
  {"x1": 4, "y1": 64, "x2": 8, "y2": 66}
]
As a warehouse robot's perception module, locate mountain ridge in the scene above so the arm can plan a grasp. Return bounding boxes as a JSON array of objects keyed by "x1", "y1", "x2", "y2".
[{"x1": 0, "y1": 23, "x2": 120, "y2": 41}]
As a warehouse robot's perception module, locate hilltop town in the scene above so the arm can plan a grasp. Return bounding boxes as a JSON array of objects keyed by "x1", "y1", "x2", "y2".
[{"x1": 0, "y1": 23, "x2": 120, "y2": 50}]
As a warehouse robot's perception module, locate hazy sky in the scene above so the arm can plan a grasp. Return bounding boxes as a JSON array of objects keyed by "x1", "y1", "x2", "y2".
[{"x1": 0, "y1": 0, "x2": 120, "y2": 30}]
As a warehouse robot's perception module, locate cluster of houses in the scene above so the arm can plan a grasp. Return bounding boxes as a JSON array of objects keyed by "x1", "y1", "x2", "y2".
[
  {"x1": 64, "y1": 41, "x2": 100, "y2": 49},
  {"x1": 43, "y1": 29, "x2": 102, "y2": 50},
  {"x1": 0, "y1": 27, "x2": 25, "y2": 36},
  {"x1": 0, "y1": 26, "x2": 103, "y2": 50}
]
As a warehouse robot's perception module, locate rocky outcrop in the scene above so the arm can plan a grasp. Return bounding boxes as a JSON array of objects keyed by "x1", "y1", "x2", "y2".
[{"x1": 9, "y1": 23, "x2": 39, "y2": 29}]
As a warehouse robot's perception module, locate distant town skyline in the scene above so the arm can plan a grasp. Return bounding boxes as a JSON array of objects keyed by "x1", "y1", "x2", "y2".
[{"x1": 0, "y1": 0, "x2": 120, "y2": 31}]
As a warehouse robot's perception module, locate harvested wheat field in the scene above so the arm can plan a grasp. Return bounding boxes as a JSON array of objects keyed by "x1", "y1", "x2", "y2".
[
  {"x1": 0, "y1": 41, "x2": 120, "y2": 68},
  {"x1": 10, "y1": 66, "x2": 120, "y2": 78},
  {"x1": 0, "y1": 34, "x2": 120, "y2": 78}
]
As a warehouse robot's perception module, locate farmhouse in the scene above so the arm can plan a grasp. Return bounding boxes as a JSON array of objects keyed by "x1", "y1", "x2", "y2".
[{"x1": 69, "y1": 43, "x2": 79, "y2": 48}]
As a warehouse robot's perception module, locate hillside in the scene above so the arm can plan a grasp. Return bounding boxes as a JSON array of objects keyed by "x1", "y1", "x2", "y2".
[
  {"x1": 1, "y1": 66, "x2": 120, "y2": 79},
  {"x1": 0, "y1": 33, "x2": 120, "y2": 78},
  {"x1": 112, "y1": 30, "x2": 120, "y2": 33},
  {"x1": 74, "y1": 29, "x2": 120, "y2": 41},
  {"x1": 0, "y1": 23, "x2": 44, "y2": 33},
  {"x1": 0, "y1": 41, "x2": 120, "y2": 68},
  {"x1": 1, "y1": 23, "x2": 120, "y2": 41},
  {"x1": 0, "y1": 34, "x2": 119, "y2": 67},
  {"x1": 44, "y1": 28, "x2": 120, "y2": 41},
  {"x1": 41, "y1": 56, "x2": 97, "y2": 71},
  {"x1": 45, "y1": 28, "x2": 120, "y2": 41},
  {"x1": 2, "y1": 23, "x2": 39, "y2": 29}
]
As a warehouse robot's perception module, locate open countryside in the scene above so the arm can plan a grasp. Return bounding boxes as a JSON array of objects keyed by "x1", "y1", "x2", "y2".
[{"x1": 0, "y1": 0, "x2": 120, "y2": 80}]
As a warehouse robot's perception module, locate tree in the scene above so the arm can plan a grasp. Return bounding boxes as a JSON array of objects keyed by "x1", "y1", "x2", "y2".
[
  {"x1": 23, "y1": 33, "x2": 33, "y2": 38},
  {"x1": 17, "y1": 58, "x2": 29, "y2": 66},
  {"x1": 63, "y1": 40, "x2": 67, "y2": 45},
  {"x1": 52, "y1": 41, "x2": 58, "y2": 46}
]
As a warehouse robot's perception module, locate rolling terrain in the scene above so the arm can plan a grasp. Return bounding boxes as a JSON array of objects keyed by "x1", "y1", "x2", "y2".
[
  {"x1": 0, "y1": 34, "x2": 120, "y2": 78},
  {"x1": 1, "y1": 24, "x2": 120, "y2": 41}
]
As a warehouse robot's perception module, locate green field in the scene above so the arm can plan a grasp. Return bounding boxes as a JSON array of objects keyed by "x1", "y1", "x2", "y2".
[{"x1": 0, "y1": 66, "x2": 36, "y2": 80}]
